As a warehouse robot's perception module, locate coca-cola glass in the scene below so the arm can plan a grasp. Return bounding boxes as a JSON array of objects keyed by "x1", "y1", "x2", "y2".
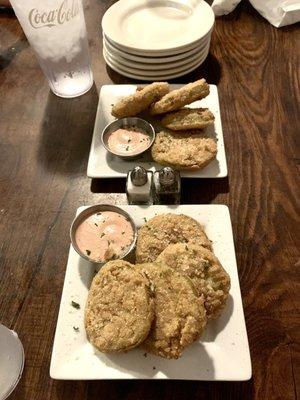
[
  {"x1": 9, "y1": 0, "x2": 93, "y2": 98},
  {"x1": 0, "y1": 324, "x2": 24, "y2": 399}
]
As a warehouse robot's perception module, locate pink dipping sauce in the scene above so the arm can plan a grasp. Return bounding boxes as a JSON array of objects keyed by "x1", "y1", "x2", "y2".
[
  {"x1": 75, "y1": 211, "x2": 134, "y2": 262},
  {"x1": 107, "y1": 128, "x2": 151, "y2": 156}
]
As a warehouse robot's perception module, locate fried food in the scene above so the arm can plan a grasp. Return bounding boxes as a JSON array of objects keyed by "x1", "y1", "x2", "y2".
[
  {"x1": 136, "y1": 262, "x2": 207, "y2": 359},
  {"x1": 150, "y1": 79, "x2": 209, "y2": 115},
  {"x1": 156, "y1": 243, "x2": 231, "y2": 319},
  {"x1": 151, "y1": 130, "x2": 217, "y2": 170},
  {"x1": 111, "y1": 82, "x2": 170, "y2": 118},
  {"x1": 85, "y1": 260, "x2": 154, "y2": 353},
  {"x1": 136, "y1": 213, "x2": 212, "y2": 263},
  {"x1": 161, "y1": 108, "x2": 215, "y2": 131}
]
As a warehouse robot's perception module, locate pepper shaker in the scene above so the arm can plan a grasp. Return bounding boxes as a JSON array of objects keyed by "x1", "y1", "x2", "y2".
[
  {"x1": 126, "y1": 166, "x2": 153, "y2": 205},
  {"x1": 153, "y1": 167, "x2": 181, "y2": 205}
]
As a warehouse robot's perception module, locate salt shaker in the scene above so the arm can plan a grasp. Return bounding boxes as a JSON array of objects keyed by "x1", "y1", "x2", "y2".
[
  {"x1": 126, "y1": 166, "x2": 153, "y2": 205},
  {"x1": 153, "y1": 167, "x2": 181, "y2": 205}
]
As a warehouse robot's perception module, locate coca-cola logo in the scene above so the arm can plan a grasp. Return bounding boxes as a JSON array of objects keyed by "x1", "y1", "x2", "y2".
[{"x1": 28, "y1": 0, "x2": 79, "y2": 29}]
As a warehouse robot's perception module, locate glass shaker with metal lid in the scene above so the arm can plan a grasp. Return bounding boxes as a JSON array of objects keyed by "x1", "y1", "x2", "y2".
[
  {"x1": 153, "y1": 167, "x2": 181, "y2": 204},
  {"x1": 126, "y1": 166, "x2": 153, "y2": 205}
]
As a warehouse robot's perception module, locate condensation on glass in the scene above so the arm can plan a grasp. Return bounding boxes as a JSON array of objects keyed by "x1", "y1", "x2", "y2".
[{"x1": 10, "y1": 0, "x2": 93, "y2": 98}]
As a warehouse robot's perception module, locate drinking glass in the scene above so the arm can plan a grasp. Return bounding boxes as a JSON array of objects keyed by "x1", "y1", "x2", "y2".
[
  {"x1": 0, "y1": 323, "x2": 25, "y2": 399},
  {"x1": 9, "y1": 0, "x2": 93, "y2": 98}
]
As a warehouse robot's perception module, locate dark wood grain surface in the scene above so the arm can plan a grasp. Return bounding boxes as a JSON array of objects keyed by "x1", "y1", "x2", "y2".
[{"x1": 0, "y1": 1, "x2": 299, "y2": 399}]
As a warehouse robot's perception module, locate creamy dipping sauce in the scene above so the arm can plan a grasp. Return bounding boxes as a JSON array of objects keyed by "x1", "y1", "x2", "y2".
[
  {"x1": 107, "y1": 128, "x2": 151, "y2": 156},
  {"x1": 75, "y1": 211, "x2": 134, "y2": 262}
]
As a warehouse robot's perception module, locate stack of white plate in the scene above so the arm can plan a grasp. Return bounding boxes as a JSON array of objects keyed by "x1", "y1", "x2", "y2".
[{"x1": 102, "y1": 0, "x2": 215, "y2": 81}]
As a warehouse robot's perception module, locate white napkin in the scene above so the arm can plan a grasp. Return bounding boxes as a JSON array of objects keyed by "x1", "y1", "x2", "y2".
[
  {"x1": 211, "y1": 0, "x2": 300, "y2": 27},
  {"x1": 211, "y1": 0, "x2": 242, "y2": 16},
  {"x1": 248, "y1": 0, "x2": 300, "y2": 27}
]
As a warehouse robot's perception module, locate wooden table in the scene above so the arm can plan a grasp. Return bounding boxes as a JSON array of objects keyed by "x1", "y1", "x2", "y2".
[{"x1": 0, "y1": 1, "x2": 299, "y2": 399}]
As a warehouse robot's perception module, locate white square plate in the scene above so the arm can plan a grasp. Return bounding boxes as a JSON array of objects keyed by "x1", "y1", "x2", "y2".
[
  {"x1": 87, "y1": 85, "x2": 228, "y2": 178},
  {"x1": 50, "y1": 205, "x2": 251, "y2": 381}
]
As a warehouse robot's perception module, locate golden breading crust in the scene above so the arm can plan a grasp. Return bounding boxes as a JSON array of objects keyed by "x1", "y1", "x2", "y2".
[
  {"x1": 111, "y1": 82, "x2": 170, "y2": 118},
  {"x1": 150, "y1": 79, "x2": 209, "y2": 115},
  {"x1": 156, "y1": 243, "x2": 231, "y2": 319},
  {"x1": 136, "y1": 262, "x2": 207, "y2": 359},
  {"x1": 136, "y1": 213, "x2": 212, "y2": 263},
  {"x1": 85, "y1": 260, "x2": 154, "y2": 353},
  {"x1": 161, "y1": 108, "x2": 215, "y2": 131},
  {"x1": 151, "y1": 130, "x2": 217, "y2": 170}
]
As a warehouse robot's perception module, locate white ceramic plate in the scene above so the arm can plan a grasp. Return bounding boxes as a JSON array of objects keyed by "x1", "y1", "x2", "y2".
[
  {"x1": 104, "y1": 51, "x2": 207, "y2": 80},
  {"x1": 87, "y1": 84, "x2": 227, "y2": 178},
  {"x1": 104, "y1": 48, "x2": 206, "y2": 76},
  {"x1": 104, "y1": 28, "x2": 212, "y2": 58},
  {"x1": 103, "y1": 28, "x2": 212, "y2": 57},
  {"x1": 50, "y1": 205, "x2": 252, "y2": 381},
  {"x1": 102, "y1": 0, "x2": 214, "y2": 54},
  {"x1": 104, "y1": 46, "x2": 206, "y2": 72},
  {"x1": 103, "y1": 30, "x2": 212, "y2": 57},
  {"x1": 103, "y1": 34, "x2": 209, "y2": 63},
  {"x1": 103, "y1": 40, "x2": 210, "y2": 70}
]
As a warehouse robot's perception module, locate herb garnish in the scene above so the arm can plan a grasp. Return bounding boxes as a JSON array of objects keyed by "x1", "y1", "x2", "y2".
[
  {"x1": 71, "y1": 301, "x2": 80, "y2": 309},
  {"x1": 126, "y1": 146, "x2": 129, "y2": 151},
  {"x1": 121, "y1": 231, "x2": 125, "y2": 235},
  {"x1": 127, "y1": 139, "x2": 132, "y2": 143},
  {"x1": 94, "y1": 223, "x2": 98, "y2": 227},
  {"x1": 100, "y1": 233, "x2": 105, "y2": 238},
  {"x1": 86, "y1": 249, "x2": 91, "y2": 256},
  {"x1": 73, "y1": 326, "x2": 79, "y2": 332}
]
